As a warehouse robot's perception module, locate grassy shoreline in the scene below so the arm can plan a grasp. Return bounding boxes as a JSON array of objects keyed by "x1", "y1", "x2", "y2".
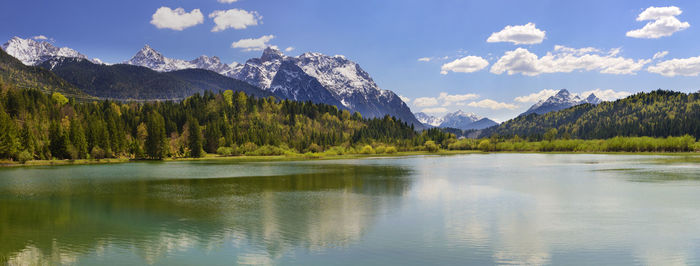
[{"x1": 1, "y1": 150, "x2": 697, "y2": 168}]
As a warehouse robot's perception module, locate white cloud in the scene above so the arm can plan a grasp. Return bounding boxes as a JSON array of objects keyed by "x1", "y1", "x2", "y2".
[
  {"x1": 490, "y1": 46, "x2": 650, "y2": 76},
  {"x1": 32, "y1": 35, "x2": 48, "y2": 40},
  {"x1": 440, "y1": 56, "x2": 489, "y2": 74},
  {"x1": 579, "y1": 89, "x2": 631, "y2": 101},
  {"x1": 284, "y1": 46, "x2": 294, "y2": 52},
  {"x1": 636, "y1": 6, "x2": 683, "y2": 21},
  {"x1": 486, "y1": 23, "x2": 546, "y2": 45},
  {"x1": 209, "y1": 9, "x2": 261, "y2": 32},
  {"x1": 421, "y1": 107, "x2": 448, "y2": 114},
  {"x1": 398, "y1": 95, "x2": 411, "y2": 103},
  {"x1": 627, "y1": 6, "x2": 689, "y2": 39},
  {"x1": 150, "y1": 7, "x2": 204, "y2": 31},
  {"x1": 514, "y1": 89, "x2": 559, "y2": 103},
  {"x1": 418, "y1": 57, "x2": 432, "y2": 62},
  {"x1": 413, "y1": 97, "x2": 439, "y2": 107},
  {"x1": 438, "y1": 92, "x2": 479, "y2": 106},
  {"x1": 467, "y1": 99, "x2": 517, "y2": 110},
  {"x1": 647, "y1": 56, "x2": 700, "y2": 77},
  {"x1": 218, "y1": 0, "x2": 240, "y2": 3},
  {"x1": 231, "y1": 35, "x2": 275, "y2": 52},
  {"x1": 652, "y1": 51, "x2": 669, "y2": 60}
]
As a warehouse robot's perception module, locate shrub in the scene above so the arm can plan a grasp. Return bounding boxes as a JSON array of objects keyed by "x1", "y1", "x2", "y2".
[
  {"x1": 17, "y1": 150, "x2": 33, "y2": 164},
  {"x1": 248, "y1": 145, "x2": 286, "y2": 156},
  {"x1": 385, "y1": 146, "x2": 398, "y2": 154},
  {"x1": 374, "y1": 145, "x2": 386, "y2": 154},
  {"x1": 216, "y1": 146, "x2": 235, "y2": 156},
  {"x1": 240, "y1": 142, "x2": 258, "y2": 154},
  {"x1": 307, "y1": 143, "x2": 323, "y2": 153},
  {"x1": 424, "y1": 141, "x2": 439, "y2": 153},
  {"x1": 91, "y1": 146, "x2": 105, "y2": 160},
  {"x1": 477, "y1": 139, "x2": 492, "y2": 151},
  {"x1": 360, "y1": 145, "x2": 374, "y2": 154}
]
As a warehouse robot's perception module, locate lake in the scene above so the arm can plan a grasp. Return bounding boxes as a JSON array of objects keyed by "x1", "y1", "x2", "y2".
[{"x1": 1, "y1": 154, "x2": 699, "y2": 265}]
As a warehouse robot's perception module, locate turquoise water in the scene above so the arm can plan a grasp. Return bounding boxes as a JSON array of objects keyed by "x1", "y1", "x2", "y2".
[{"x1": 1, "y1": 154, "x2": 699, "y2": 265}]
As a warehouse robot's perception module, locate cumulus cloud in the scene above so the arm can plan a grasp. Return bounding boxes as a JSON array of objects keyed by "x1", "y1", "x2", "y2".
[
  {"x1": 627, "y1": 6, "x2": 689, "y2": 39},
  {"x1": 647, "y1": 56, "x2": 700, "y2": 77},
  {"x1": 467, "y1": 99, "x2": 517, "y2": 110},
  {"x1": 231, "y1": 35, "x2": 275, "y2": 52},
  {"x1": 438, "y1": 92, "x2": 479, "y2": 106},
  {"x1": 150, "y1": 7, "x2": 204, "y2": 31},
  {"x1": 490, "y1": 46, "x2": 650, "y2": 76},
  {"x1": 579, "y1": 89, "x2": 631, "y2": 101},
  {"x1": 514, "y1": 89, "x2": 559, "y2": 103},
  {"x1": 487, "y1": 23, "x2": 546, "y2": 45},
  {"x1": 418, "y1": 57, "x2": 432, "y2": 62},
  {"x1": 413, "y1": 97, "x2": 439, "y2": 107},
  {"x1": 218, "y1": 0, "x2": 239, "y2": 3},
  {"x1": 32, "y1": 35, "x2": 48, "y2": 40},
  {"x1": 421, "y1": 107, "x2": 448, "y2": 114},
  {"x1": 284, "y1": 47, "x2": 294, "y2": 52},
  {"x1": 440, "y1": 56, "x2": 489, "y2": 74},
  {"x1": 209, "y1": 9, "x2": 261, "y2": 32},
  {"x1": 653, "y1": 51, "x2": 669, "y2": 60}
]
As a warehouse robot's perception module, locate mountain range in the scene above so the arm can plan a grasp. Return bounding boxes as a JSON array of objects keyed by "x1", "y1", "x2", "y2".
[
  {"x1": 520, "y1": 89, "x2": 602, "y2": 116},
  {"x1": 2, "y1": 37, "x2": 421, "y2": 127},
  {"x1": 415, "y1": 110, "x2": 499, "y2": 130}
]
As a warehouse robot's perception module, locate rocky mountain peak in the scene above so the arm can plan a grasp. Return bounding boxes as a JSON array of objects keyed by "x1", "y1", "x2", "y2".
[{"x1": 1, "y1": 36, "x2": 87, "y2": 66}]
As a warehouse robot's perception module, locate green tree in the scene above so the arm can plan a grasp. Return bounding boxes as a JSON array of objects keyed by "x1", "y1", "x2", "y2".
[
  {"x1": 145, "y1": 111, "x2": 167, "y2": 159},
  {"x1": 49, "y1": 122, "x2": 69, "y2": 159},
  {"x1": 69, "y1": 119, "x2": 88, "y2": 159},
  {"x1": 51, "y1": 92, "x2": 68, "y2": 106},
  {"x1": 0, "y1": 109, "x2": 19, "y2": 159},
  {"x1": 187, "y1": 117, "x2": 203, "y2": 158}
]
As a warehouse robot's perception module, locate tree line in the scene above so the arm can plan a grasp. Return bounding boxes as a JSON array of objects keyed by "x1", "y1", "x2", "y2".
[{"x1": 0, "y1": 81, "x2": 453, "y2": 162}]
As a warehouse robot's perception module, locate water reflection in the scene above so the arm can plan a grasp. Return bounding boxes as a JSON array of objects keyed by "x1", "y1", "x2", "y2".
[{"x1": 0, "y1": 163, "x2": 412, "y2": 265}]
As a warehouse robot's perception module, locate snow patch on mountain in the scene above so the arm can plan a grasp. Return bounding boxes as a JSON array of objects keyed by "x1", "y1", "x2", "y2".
[
  {"x1": 521, "y1": 89, "x2": 602, "y2": 116},
  {"x1": 415, "y1": 110, "x2": 498, "y2": 130},
  {"x1": 1, "y1": 36, "x2": 87, "y2": 65}
]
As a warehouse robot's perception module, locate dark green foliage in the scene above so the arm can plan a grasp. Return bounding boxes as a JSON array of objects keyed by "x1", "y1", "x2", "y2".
[
  {"x1": 187, "y1": 117, "x2": 203, "y2": 158},
  {"x1": 145, "y1": 111, "x2": 167, "y2": 159},
  {"x1": 37, "y1": 58, "x2": 271, "y2": 100},
  {"x1": 48, "y1": 122, "x2": 69, "y2": 159},
  {"x1": 484, "y1": 90, "x2": 700, "y2": 139},
  {"x1": 0, "y1": 88, "x2": 445, "y2": 161}
]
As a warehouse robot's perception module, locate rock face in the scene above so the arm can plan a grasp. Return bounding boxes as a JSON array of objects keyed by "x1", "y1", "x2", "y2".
[
  {"x1": 1, "y1": 36, "x2": 88, "y2": 66},
  {"x1": 415, "y1": 110, "x2": 499, "y2": 130},
  {"x1": 521, "y1": 89, "x2": 602, "y2": 116}
]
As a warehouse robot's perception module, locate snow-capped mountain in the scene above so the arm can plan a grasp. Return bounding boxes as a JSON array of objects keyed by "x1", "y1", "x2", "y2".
[
  {"x1": 415, "y1": 112, "x2": 444, "y2": 127},
  {"x1": 415, "y1": 110, "x2": 499, "y2": 130},
  {"x1": 1, "y1": 36, "x2": 88, "y2": 66},
  {"x1": 124, "y1": 45, "x2": 243, "y2": 75},
  {"x1": 231, "y1": 47, "x2": 421, "y2": 125},
  {"x1": 521, "y1": 89, "x2": 602, "y2": 116},
  {"x1": 3, "y1": 37, "x2": 422, "y2": 126}
]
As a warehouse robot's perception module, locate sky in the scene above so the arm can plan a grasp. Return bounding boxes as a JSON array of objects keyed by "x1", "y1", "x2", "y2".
[{"x1": 2, "y1": 0, "x2": 700, "y2": 121}]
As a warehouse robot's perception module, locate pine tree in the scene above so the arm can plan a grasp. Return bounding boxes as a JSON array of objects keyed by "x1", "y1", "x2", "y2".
[
  {"x1": 48, "y1": 122, "x2": 69, "y2": 159},
  {"x1": 187, "y1": 117, "x2": 203, "y2": 158},
  {"x1": 145, "y1": 111, "x2": 167, "y2": 159},
  {"x1": 69, "y1": 119, "x2": 88, "y2": 159},
  {"x1": 0, "y1": 108, "x2": 19, "y2": 159}
]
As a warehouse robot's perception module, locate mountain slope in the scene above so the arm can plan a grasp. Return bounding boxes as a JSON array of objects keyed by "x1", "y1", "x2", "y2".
[
  {"x1": 38, "y1": 57, "x2": 269, "y2": 100},
  {"x1": 269, "y1": 60, "x2": 345, "y2": 107},
  {"x1": 415, "y1": 112, "x2": 444, "y2": 127},
  {"x1": 124, "y1": 45, "x2": 243, "y2": 75},
  {"x1": 521, "y1": 89, "x2": 601, "y2": 116},
  {"x1": 483, "y1": 90, "x2": 700, "y2": 139},
  {"x1": 0, "y1": 49, "x2": 87, "y2": 98}
]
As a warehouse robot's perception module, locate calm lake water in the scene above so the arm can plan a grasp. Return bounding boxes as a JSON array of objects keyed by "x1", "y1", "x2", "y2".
[{"x1": 1, "y1": 154, "x2": 699, "y2": 265}]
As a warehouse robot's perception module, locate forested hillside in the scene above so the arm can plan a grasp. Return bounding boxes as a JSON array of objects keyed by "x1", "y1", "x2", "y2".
[
  {"x1": 37, "y1": 57, "x2": 271, "y2": 100},
  {"x1": 483, "y1": 90, "x2": 700, "y2": 139},
  {"x1": 0, "y1": 80, "x2": 451, "y2": 161},
  {"x1": 0, "y1": 49, "x2": 87, "y2": 98}
]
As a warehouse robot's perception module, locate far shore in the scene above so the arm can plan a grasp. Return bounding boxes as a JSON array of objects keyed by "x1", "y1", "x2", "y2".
[{"x1": 0, "y1": 150, "x2": 698, "y2": 168}]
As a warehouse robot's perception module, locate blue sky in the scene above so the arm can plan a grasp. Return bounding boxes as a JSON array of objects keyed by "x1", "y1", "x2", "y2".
[{"x1": 2, "y1": 0, "x2": 700, "y2": 121}]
